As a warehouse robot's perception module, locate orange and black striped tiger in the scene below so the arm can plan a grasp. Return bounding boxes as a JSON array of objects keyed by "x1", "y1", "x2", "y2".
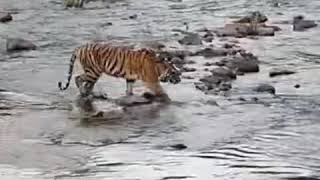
[{"x1": 58, "y1": 43, "x2": 181, "y2": 99}]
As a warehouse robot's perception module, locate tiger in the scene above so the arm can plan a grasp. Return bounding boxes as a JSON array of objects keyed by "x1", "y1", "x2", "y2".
[
  {"x1": 58, "y1": 43, "x2": 181, "y2": 101},
  {"x1": 64, "y1": 0, "x2": 84, "y2": 8}
]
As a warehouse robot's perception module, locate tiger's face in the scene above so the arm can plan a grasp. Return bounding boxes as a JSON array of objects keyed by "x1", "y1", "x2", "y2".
[
  {"x1": 159, "y1": 62, "x2": 181, "y2": 84},
  {"x1": 140, "y1": 48, "x2": 181, "y2": 84}
]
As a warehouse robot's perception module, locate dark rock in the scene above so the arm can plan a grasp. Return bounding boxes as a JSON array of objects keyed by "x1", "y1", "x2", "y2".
[
  {"x1": 211, "y1": 67, "x2": 236, "y2": 79},
  {"x1": 193, "y1": 47, "x2": 228, "y2": 57},
  {"x1": 129, "y1": 14, "x2": 138, "y2": 19},
  {"x1": 204, "y1": 62, "x2": 215, "y2": 66},
  {"x1": 293, "y1": 15, "x2": 317, "y2": 31},
  {"x1": 101, "y1": 22, "x2": 113, "y2": 27},
  {"x1": 254, "y1": 84, "x2": 276, "y2": 94},
  {"x1": 294, "y1": 84, "x2": 300, "y2": 88},
  {"x1": 169, "y1": 144, "x2": 187, "y2": 150},
  {"x1": 178, "y1": 33, "x2": 202, "y2": 45},
  {"x1": 219, "y1": 82, "x2": 232, "y2": 91},
  {"x1": 234, "y1": 11, "x2": 268, "y2": 24},
  {"x1": 181, "y1": 67, "x2": 196, "y2": 72},
  {"x1": 222, "y1": 53, "x2": 259, "y2": 73},
  {"x1": 157, "y1": 50, "x2": 191, "y2": 61},
  {"x1": 0, "y1": 12, "x2": 13, "y2": 23},
  {"x1": 6, "y1": 38, "x2": 37, "y2": 52},
  {"x1": 269, "y1": 68, "x2": 296, "y2": 77}
]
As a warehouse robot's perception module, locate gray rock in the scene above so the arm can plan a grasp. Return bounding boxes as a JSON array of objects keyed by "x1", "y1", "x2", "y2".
[
  {"x1": 211, "y1": 67, "x2": 236, "y2": 79},
  {"x1": 269, "y1": 68, "x2": 296, "y2": 77},
  {"x1": 193, "y1": 47, "x2": 228, "y2": 57},
  {"x1": 254, "y1": 84, "x2": 276, "y2": 94},
  {"x1": 293, "y1": 15, "x2": 317, "y2": 31},
  {"x1": 0, "y1": 12, "x2": 13, "y2": 23},
  {"x1": 223, "y1": 53, "x2": 259, "y2": 73},
  {"x1": 6, "y1": 38, "x2": 37, "y2": 52}
]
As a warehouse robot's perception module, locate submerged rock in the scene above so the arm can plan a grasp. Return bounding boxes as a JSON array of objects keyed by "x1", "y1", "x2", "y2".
[
  {"x1": 269, "y1": 68, "x2": 296, "y2": 77},
  {"x1": 193, "y1": 47, "x2": 229, "y2": 57},
  {"x1": 0, "y1": 12, "x2": 13, "y2": 23},
  {"x1": 253, "y1": 84, "x2": 276, "y2": 94},
  {"x1": 6, "y1": 38, "x2": 37, "y2": 52},
  {"x1": 293, "y1": 15, "x2": 317, "y2": 31}
]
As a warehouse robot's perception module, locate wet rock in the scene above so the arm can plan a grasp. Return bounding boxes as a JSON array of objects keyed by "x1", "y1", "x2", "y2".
[
  {"x1": 193, "y1": 47, "x2": 229, "y2": 57},
  {"x1": 169, "y1": 144, "x2": 187, "y2": 150},
  {"x1": 101, "y1": 22, "x2": 113, "y2": 27},
  {"x1": 254, "y1": 84, "x2": 276, "y2": 94},
  {"x1": 215, "y1": 22, "x2": 277, "y2": 38},
  {"x1": 269, "y1": 68, "x2": 296, "y2": 77},
  {"x1": 221, "y1": 53, "x2": 259, "y2": 73},
  {"x1": 0, "y1": 12, "x2": 13, "y2": 23},
  {"x1": 293, "y1": 15, "x2": 317, "y2": 31},
  {"x1": 129, "y1": 14, "x2": 138, "y2": 19},
  {"x1": 211, "y1": 67, "x2": 236, "y2": 79},
  {"x1": 116, "y1": 95, "x2": 152, "y2": 107},
  {"x1": 142, "y1": 92, "x2": 171, "y2": 103},
  {"x1": 294, "y1": 84, "x2": 301, "y2": 88},
  {"x1": 178, "y1": 33, "x2": 202, "y2": 45},
  {"x1": 6, "y1": 38, "x2": 37, "y2": 52},
  {"x1": 234, "y1": 11, "x2": 268, "y2": 24},
  {"x1": 181, "y1": 67, "x2": 196, "y2": 72}
]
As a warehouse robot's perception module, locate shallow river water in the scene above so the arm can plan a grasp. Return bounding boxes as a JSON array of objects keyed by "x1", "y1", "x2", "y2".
[{"x1": 0, "y1": 0, "x2": 320, "y2": 179}]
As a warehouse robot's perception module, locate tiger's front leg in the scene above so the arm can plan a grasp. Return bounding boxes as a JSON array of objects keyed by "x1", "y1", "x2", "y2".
[
  {"x1": 126, "y1": 79, "x2": 135, "y2": 96},
  {"x1": 143, "y1": 82, "x2": 171, "y2": 102}
]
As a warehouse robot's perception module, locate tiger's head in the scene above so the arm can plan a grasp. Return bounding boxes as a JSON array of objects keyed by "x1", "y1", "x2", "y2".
[{"x1": 140, "y1": 48, "x2": 181, "y2": 84}]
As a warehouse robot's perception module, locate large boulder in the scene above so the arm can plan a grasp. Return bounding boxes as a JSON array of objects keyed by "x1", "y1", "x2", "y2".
[
  {"x1": 6, "y1": 38, "x2": 37, "y2": 52},
  {"x1": 0, "y1": 12, "x2": 13, "y2": 23}
]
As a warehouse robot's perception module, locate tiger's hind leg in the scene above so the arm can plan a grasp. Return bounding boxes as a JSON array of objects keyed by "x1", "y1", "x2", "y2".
[
  {"x1": 75, "y1": 74, "x2": 98, "y2": 97},
  {"x1": 126, "y1": 79, "x2": 135, "y2": 96}
]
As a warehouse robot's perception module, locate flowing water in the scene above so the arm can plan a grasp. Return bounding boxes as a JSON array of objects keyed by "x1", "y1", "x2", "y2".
[{"x1": 0, "y1": 0, "x2": 320, "y2": 179}]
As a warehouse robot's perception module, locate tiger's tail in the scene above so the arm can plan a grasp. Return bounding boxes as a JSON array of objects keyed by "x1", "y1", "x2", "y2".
[{"x1": 58, "y1": 53, "x2": 77, "y2": 90}]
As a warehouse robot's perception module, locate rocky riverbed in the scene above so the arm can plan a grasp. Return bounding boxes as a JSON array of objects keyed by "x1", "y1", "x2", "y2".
[{"x1": 0, "y1": 0, "x2": 320, "y2": 180}]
